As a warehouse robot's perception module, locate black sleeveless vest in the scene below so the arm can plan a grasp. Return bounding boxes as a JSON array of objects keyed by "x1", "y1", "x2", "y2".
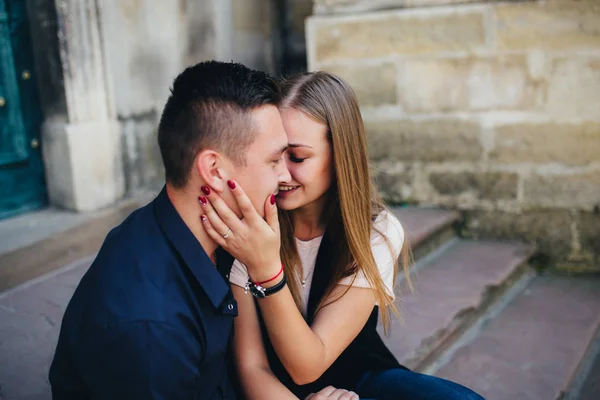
[{"x1": 256, "y1": 228, "x2": 407, "y2": 398}]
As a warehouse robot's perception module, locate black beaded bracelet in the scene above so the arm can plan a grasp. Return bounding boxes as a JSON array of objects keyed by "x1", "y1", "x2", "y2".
[{"x1": 245, "y1": 274, "x2": 287, "y2": 299}]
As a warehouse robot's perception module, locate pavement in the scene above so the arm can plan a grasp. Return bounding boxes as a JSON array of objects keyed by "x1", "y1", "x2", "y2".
[{"x1": 0, "y1": 256, "x2": 93, "y2": 400}]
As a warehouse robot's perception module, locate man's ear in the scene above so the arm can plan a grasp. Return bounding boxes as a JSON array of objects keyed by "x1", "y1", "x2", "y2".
[{"x1": 195, "y1": 150, "x2": 227, "y2": 193}]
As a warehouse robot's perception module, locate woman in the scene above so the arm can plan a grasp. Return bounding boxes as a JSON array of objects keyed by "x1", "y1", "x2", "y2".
[{"x1": 200, "y1": 72, "x2": 484, "y2": 400}]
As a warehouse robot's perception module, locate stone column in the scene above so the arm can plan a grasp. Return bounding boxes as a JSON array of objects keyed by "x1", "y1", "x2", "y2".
[
  {"x1": 185, "y1": 0, "x2": 234, "y2": 65},
  {"x1": 33, "y1": 0, "x2": 124, "y2": 211}
]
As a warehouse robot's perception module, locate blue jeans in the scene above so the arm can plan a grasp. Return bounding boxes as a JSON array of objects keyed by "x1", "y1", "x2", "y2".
[{"x1": 355, "y1": 369, "x2": 485, "y2": 400}]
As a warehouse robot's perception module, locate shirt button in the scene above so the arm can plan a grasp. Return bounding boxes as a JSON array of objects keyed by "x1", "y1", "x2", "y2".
[{"x1": 228, "y1": 303, "x2": 234, "y2": 311}]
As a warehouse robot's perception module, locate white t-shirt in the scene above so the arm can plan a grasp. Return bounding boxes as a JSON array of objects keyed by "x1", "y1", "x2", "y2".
[{"x1": 229, "y1": 210, "x2": 405, "y2": 316}]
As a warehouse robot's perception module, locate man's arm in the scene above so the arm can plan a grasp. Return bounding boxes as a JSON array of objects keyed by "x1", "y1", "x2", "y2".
[{"x1": 79, "y1": 320, "x2": 202, "y2": 399}]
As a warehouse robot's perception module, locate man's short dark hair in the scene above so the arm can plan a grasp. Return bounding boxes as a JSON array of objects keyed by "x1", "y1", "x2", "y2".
[{"x1": 158, "y1": 61, "x2": 281, "y2": 188}]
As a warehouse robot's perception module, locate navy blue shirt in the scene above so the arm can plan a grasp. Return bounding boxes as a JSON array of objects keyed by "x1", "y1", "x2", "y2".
[{"x1": 49, "y1": 187, "x2": 239, "y2": 399}]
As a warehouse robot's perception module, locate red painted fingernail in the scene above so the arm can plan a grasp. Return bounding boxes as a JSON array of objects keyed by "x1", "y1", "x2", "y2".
[
  {"x1": 270, "y1": 194, "x2": 276, "y2": 205},
  {"x1": 201, "y1": 185, "x2": 210, "y2": 195},
  {"x1": 198, "y1": 196, "x2": 207, "y2": 206},
  {"x1": 227, "y1": 180, "x2": 236, "y2": 189},
  {"x1": 201, "y1": 215, "x2": 207, "y2": 223}
]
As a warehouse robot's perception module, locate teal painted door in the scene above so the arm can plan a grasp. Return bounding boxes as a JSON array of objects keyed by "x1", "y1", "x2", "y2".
[{"x1": 0, "y1": 0, "x2": 46, "y2": 220}]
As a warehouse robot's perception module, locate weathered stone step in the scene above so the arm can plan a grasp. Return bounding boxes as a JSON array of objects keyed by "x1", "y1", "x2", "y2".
[
  {"x1": 378, "y1": 239, "x2": 536, "y2": 371},
  {"x1": 0, "y1": 193, "x2": 153, "y2": 293},
  {"x1": 566, "y1": 328, "x2": 600, "y2": 400},
  {"x1": 391, "y1": 207, "x2": 460, "y2": 260},
  {"x1": 436, "y1": 275, "x2": 600, "y2": 400}
]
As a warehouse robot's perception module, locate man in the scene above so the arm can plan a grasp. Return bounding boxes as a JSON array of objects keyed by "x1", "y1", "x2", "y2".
[{"x1": 49, "y1": 61, "x2": 290, "y2": 399}]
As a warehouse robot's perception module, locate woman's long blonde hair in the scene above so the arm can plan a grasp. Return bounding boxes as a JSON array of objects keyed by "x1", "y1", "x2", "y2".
[{"x1": 278, "y1": 72, "x2": 411, "y2": 332}]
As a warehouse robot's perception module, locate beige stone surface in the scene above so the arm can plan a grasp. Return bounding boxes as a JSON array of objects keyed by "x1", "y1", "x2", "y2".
[
  {"x1": 311, "y1": 0, "x2": 600, "y2": 249},
  {"x1": 43, "y1": 120, "x2": 125, "y2": 212},
  {"x1": 365, "y1": 118, "x2": 483, "y2": 162},
  {"x1": 546, "y1": 57, "x2": 600, "y2": 118},
  {"x1": 313, "y1": 0, "x2": 484, "y2": 14},
  {"x1": 233, "y1": 0, "x2": 266, "y2": 31},
  {"x1": 398, "y1": 55, "x2": 541, "y2": 113},
  {"x1": 323, "y1": 63, "x2": 397, "y2": 107},
  {"x1": 465, "y1": 209, "x2": 574, "y2": 258},
  {"x1": 524, "y1": 171, "x2": 600, "y2": 210},
  {"x1": 495, "y1": 1, "x2": 600, "y2": 51},
  {"x1": 404, "y1": 0, "x2": 480, "y2": 6},
  {"x1": 314, "y1": 0, "x2": 402, "y2": 14},
  {"x1": 490, "y1": 122, "x2": 600, "y2": 165},
  {"x1": 372, "y1": 164, "x2": 415, "y2": 203},
  {"x1": 429, "y1": 171, "x2": 518, "y2": 200},
  {"x1": 556, "y1": 210, "x2": 600, "y2": 272},
  {"x1": 577, "y1": 211, "x2": 600, "y2": 265},
  {"x1": 311, "y1": 8, "x2": 487, "y2": 62}
]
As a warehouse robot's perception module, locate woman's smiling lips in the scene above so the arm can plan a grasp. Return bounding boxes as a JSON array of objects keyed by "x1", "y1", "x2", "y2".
[{"x1": 277, "y1": 186, "x2": 299, "y2": 197}]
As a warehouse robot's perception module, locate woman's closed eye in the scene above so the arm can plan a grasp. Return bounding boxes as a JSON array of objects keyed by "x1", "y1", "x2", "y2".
[{"x1": 289, "y1": 154, "x2": 307, "y2": 163}]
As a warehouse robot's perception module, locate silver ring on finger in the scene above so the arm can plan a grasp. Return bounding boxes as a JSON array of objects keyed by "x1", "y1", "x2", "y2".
[{"x1": 223, "y1": 228, "x2": 232, "y2": 239}]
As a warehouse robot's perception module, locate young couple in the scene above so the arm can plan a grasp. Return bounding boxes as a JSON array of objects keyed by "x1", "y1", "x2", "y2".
[{"x1": 49, "y1": 61, "x2": 484, "y2": 400}]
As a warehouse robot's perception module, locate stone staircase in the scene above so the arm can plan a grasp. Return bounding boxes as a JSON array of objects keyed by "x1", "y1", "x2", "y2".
[
  {"x1": 1, "y1": 205, "x2": 598, "y2": 400},
  {"x1": 385, "y1": 207, "x2": 600, "y2": 400}
]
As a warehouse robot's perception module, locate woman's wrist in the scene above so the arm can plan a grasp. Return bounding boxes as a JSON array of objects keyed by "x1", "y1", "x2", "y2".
[{"x1": 248, "y1": 260, "x2": 285, "y2": 288}]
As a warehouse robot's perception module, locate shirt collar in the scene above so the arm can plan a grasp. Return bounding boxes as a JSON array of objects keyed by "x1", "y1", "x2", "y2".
[{"x1": 153, "y1": 186, "x2": 233, "y2": 309}]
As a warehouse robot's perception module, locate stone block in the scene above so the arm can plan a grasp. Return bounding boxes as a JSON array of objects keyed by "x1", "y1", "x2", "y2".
[
  {"x1": 429, "y1": 171, "x2": 518, "y2": 200},
  {"x1": 465, "y1": 209, "x2": 573, "y2": 259},
  {"x1": 233, "y1": 0, "x2": 266, "y2": 31},
  {"x1": 372, "y1": 164, "x2": 414, "y2": 204},
  {"x1": 120, "y1": 113, "x2": 164, "y2": 192},
  {"x1": 404, "y1": 0, "x2": 480, "y2": 6},
  {"x1": 102, "y1": 0, "x2": 185, "y2": 115},
  {"x1": 546, "y1": 57, "x2": 600, "y2": 118},
  {"x1": 490, "y1": 122, "x2": 600, "y2": 165},
  {"x1": 310, "y1": 7, "x2": 487, "y2": 62},
  {"x1": 313, "y1": 0, "x2": 482, "y2": 15},
  {"x1": 398, "y1": 55, "x2": 540, "y2": 113},
  {"x1": 314, "y1": 0, "x2": 402, "y2": 15},
  {"x1": 323, "y1": 63, "x2": 397, "y2": 107},
  {"x1": 495, "y1": 1, "x2": 600, "y2": 51},
  {"x1": 184, "y1": 0, "x2": 234, "y2": 63},
  {"x1": 42, "y1": 120, "x2": 125, "y2": 212},
  {"x1": 365, "y1": 118, "x2": 483, "y2": 162},
  {"x1": 524, "y1": 171, "x2": 600, "y2": 211},
  {"x1": 577, "y1": 210, "x2": 600, "y2": 266}
]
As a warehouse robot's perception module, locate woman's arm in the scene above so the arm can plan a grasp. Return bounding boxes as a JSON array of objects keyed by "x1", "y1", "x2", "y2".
[
  {"x1": 231, "y1": 284, "x2": 299, "y2": 400},
  {"x1": 230, "y1": 258, "x2": 377, "y2": 387},
  {"x1": 257, "y1": 214, "x2": 401, "y2": 384},
  {"x1": 257, "y1": 284, "x2": 376, "y2": 385}
]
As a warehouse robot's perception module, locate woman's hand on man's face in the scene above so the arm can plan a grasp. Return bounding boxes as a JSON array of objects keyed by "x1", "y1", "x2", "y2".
[{"x1": 199, "y1": 181, "x2": 282, "y2": 281}]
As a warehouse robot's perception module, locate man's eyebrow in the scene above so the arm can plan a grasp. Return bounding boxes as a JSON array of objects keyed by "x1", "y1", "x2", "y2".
[
  {"x1": 288, "y1": 143, "x2": 314, "y2": 149},
  {"x1": 269, "y1": 145, "x2": 289, "y2": 158}
]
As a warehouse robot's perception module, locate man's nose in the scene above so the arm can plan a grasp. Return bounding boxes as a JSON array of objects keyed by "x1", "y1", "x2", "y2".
[{"x1": 278, "y1": 161, "x2": 291, "y2": 183}]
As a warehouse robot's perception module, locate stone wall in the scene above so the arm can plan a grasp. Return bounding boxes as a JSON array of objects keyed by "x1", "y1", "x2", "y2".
[
  {"x1": 28, "y1": 0, "x2": 282, "y2": 210},
  {"x1": 307, "y1": 0, "x2": 600, "y2": 270},
  {"x1": 232, "y1": 0, "x2": 274, "y2": 72},
  {"x1": 99, "y1": 0, "x2": 276, "y2": 193}
]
